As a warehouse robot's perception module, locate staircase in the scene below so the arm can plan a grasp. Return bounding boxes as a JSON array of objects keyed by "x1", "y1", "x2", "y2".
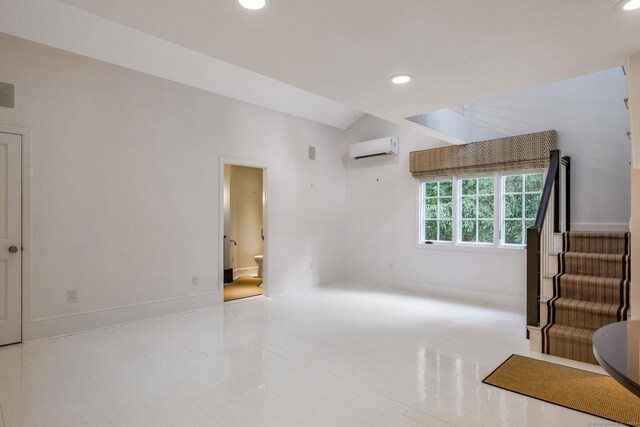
[{"x1": 541, "y1": 231, "x2": 631, "y2": 364}]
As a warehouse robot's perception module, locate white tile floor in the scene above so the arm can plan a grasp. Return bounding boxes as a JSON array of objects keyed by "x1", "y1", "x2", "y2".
[{"x1": 0, "y1": 284, "x2": 612, "y2": 427}]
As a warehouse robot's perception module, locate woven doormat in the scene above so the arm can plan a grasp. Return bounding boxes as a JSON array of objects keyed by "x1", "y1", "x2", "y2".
[{"x1": 483, "y1": 354, "x2": 640, "y2": 426}]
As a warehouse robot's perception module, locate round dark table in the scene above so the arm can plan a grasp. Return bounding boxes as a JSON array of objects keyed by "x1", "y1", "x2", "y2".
[{"x1": 593, "y1": 320, "x2": 640, "y2": 397}]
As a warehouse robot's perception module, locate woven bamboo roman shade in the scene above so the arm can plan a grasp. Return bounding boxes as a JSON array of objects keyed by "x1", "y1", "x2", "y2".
[{"x1": 409, "y1": 130, "x2": 557, "y2": 179}]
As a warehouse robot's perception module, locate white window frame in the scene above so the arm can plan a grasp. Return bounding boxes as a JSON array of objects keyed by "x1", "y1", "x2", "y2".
[
  {"x1": 419, "y1": 179, "x2": 454, "y2": 244},
  {"x1": 500, "y1": 170, "x2": 546, "y2": 247},
  {"x1": 417, "y1": 169, "x2": 545, "y2": 251},
  {"x1": 456, "y1": 174, "x2": 496, "y2": 246}
]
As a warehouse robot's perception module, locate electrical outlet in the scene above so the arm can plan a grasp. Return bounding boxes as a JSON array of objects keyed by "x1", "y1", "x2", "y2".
[
  {"x1": 192, "y1": 275, "x2": 200, "y2": 286},
  {"x1": 67, "y1": 289, "x2": 78, "y2": 303},
  {"x1": 389, "y1": 262, "x2": 394, "y2": 271}
]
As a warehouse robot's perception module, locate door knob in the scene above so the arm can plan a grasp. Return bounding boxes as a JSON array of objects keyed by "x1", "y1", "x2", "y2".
[{"x1": 8, "y1": 246, "x2": 18, "y2": 253}]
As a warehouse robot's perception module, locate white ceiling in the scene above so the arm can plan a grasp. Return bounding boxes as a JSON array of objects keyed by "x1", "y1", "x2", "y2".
[
  {"x1": 3, "y1": 0, "x2": 640, "y2": 135},
  {"x1": 0, "y1": 0, "x2": 364, "y2": 129}
]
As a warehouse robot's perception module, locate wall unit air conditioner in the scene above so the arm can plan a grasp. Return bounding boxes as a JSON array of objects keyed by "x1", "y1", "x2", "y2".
[{"x1": 349, "y1": 136, "x2": 399, "y2": 159}]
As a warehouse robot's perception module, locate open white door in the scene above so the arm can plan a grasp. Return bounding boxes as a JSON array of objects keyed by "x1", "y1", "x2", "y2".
[{"x1": 0, "y1": 132, "x2": 21, "y2": 346}]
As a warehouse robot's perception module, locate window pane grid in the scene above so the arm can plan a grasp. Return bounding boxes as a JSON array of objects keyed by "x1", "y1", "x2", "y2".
[
  {"x1": 419, "y1": 172, "x2": 543, "y2": 248},
  {"x1": 460, "y1": 177, "x2": 494, "y2": 244},
  {"x1": 422, "y1": 180, "x2": 452, "y2": 242},
  {"x1": 502, "y1": 173, "x2": 543, "y2": 245}
]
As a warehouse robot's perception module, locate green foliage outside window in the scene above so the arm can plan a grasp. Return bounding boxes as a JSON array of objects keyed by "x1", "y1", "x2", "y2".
[
  {"x1": 504, "y1": 220, "x2": 523, "y2": 244},
  {"x1": 423, "y1": 180, "x2": 453, "y2": 242},
  {"x1": 478, "y1": 178, "x2": 494, "y2": 194},
  {"x1": 503, "y1": 173, "x2": 543, "y2": 245},
  {"x1": 504, "y1": 194, "x2": 522, "y2": 218},
  {"x1": 525, "y1": 174, "x2": 544, "y2": 192},
  {"x1": 460, "y1": 177, "x2": 494, "y2": 244},
  {"x1": 504, "y1": 175, "x2": 522, "y2": 193},
  {"x1": 422, "y1": 172, "x2": 543, "y2": 247}
]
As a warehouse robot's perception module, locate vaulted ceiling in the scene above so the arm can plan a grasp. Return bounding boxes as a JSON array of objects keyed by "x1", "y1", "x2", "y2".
[{"x1": 3, "y1": 0, "x2": 640, "y2": 135}]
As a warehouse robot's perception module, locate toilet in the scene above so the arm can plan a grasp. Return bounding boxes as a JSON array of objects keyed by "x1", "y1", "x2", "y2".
[{"x1": 254, "y1": 255, "x2": 264, "y2": 278}]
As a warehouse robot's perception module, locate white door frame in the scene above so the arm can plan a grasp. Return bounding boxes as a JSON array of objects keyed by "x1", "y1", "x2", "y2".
[
  {"x1": 0, "y1": 124, "x2": 31, "y2": 344},
  {"x1": 218, "y1": 156, "x2": 268, "y2": 304}
]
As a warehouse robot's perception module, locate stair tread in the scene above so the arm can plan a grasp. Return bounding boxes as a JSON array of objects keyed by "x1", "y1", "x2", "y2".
[
  {"x1": 565, "y1": 231, "x2": 629, "y2": 238},
  {"x1": 551, "y1": 274, "x2": 629, "y2": 306},
  {"x1": 562, "y1": 252, "x2": 628, "y2": 259},
  {"x1": 554, "y1": 273, "x2": 628, "y2": 281},
  {"x1": 559, "y1": 252, "x2": 629, "y2": 279},
  {"x1": 544, "y1": 324, "x2": 595, "y2": 342},
  {"x1": 562, "y1": 231, "x2": 630, "y2": 255},
  {"x1": 554, "y1": 273, "x2": 629, "y2": 286},
  {"x1": 550, "y1": 297, "x2": 622, "y2": 314}
]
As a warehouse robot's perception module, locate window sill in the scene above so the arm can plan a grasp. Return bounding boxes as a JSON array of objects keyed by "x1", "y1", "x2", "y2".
[{"x1": 415, "y1": 241, "x2": 525, "y2": 255}]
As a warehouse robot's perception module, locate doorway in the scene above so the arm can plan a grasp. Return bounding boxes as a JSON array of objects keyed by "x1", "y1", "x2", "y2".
[
  {"x1": 221, "y1": 161, "x2": 266, "y2": 302},
  {"x1": 0, "y1": 131, "x2": 22, "y2": 346}
]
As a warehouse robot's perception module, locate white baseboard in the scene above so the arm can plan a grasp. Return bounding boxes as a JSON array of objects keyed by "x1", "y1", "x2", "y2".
[
  {"x1": 233, "y1": 266, "x2": 258, "y2": 279},
  {"x1": 344, "y1": 271, "x2": 523, "y2": 311},
  {"x1": 24, "y1": 290, "x2": 221, "y2": 343},
  {"x1": 571, "y1": 222, "x2": 629, "y2": 232},
  {"x1": 268, "y1": 271, "x2": 345, "y2": 295}
]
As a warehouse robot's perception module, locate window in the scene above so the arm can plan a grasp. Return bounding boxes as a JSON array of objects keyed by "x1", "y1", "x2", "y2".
[
  {"x1": 502, "y1": 173, "x2": 544, "y2": 245},
  {"x1": 422, "y1": 180, "x2": 453, "y2": 242},
  {"x1": 418, "y1": 171, "x2": 544, "y2": 248},
  {"x1": 460, "y1": 177, "x2": 494, "y2": 244}
]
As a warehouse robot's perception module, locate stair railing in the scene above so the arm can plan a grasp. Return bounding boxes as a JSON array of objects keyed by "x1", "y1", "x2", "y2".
[{"x1": 526, "y1": 150, "x2": 570, "y2": 334}]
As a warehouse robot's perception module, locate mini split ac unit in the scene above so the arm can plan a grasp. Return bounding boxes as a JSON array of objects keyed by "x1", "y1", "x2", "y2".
[{"x1": 349, "y1": 136, "x2": 399, "y2": 159}]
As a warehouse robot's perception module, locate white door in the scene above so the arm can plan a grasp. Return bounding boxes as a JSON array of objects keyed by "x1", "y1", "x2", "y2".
[{"x1": 0, "y1": 132, "x2": 21, "y2": 346}]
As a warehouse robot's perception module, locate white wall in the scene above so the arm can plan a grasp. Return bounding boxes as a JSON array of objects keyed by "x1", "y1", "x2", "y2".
[
  {"x1": 464, "y1": 67, "x2": 630, "y2": 230},
  {"x1": 345, "y1": 115, "x2": 526, "y2": 310},
  {"x1": 408, "y1": 107, "x2": 506, "y2": 143},
  {"x1": 0, "y1": 34, "x2": 347, "y2": 341},
  {"x1": 229, "y1": 165, "x2": 263, "y2": 274}
]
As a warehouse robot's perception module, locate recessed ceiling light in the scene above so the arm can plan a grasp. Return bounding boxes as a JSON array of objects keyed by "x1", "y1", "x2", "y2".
[
  {"x1": 615, "y1": 0, "x2": 640, "y2": 12},
  {"x1": 238, "y1": 0, "x2": 266, "y2": 10},
  {"x1": 391, "y1": 74, "x2": 412, "y2": 85}
]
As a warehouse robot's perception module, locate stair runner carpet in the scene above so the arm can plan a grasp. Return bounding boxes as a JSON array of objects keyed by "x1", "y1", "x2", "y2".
[{"x1": 542, "y1": 231, "x2": 630, "y2": 364}]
